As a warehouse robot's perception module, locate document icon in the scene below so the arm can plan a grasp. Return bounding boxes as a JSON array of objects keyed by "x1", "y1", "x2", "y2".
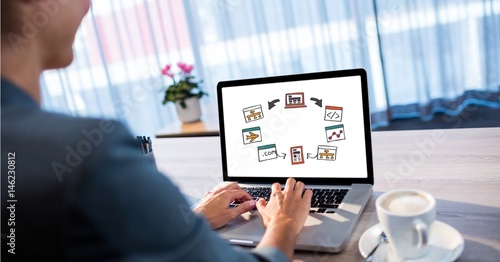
[
  {"x1": 325, "y1": 124, "x2": 345, "y2": 142},
  {"x1": 317, "y1": 145, "x2": 337, "y2": 161},
  {"x1": 324, "y1": 106, "x2": 343, "y2": 122},
  {"x1": 290, "y1": 146, "x2": 305, "y2": 165},
  {"x1": 258, "y1": 144, "x2": 278, "y2": 162},
  {"x1": 242, "y1": 127, "x2": 262, "y2": 145},
  {"x1": 243, "y1": 105, "x2": 264, "y2": 123}
]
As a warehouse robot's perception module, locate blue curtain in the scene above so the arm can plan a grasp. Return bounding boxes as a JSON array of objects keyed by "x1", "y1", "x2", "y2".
[{"x1": 42, "y1": 0, "x2": 500, "y2": 134}]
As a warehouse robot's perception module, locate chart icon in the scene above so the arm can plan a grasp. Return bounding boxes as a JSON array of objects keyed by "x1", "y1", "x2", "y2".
[{"x1": 325, "y1": 124, "x2": 345, "y2": 142}]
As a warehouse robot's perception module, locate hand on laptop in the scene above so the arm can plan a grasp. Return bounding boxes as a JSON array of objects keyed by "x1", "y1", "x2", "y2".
[
  {"x1": 256, "y1": 177, "x2": 312, "y2": 234},
  {"x1": 256, "y1": 177, "x2": 312, "y2": 260},
  {"x1": 193, "y1": 182, "x2": 256, "y2": 229}
]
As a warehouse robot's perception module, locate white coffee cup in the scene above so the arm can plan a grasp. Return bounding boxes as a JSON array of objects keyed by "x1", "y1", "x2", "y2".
[{"x1": 376, "y1": 189, "x2": 436, "y2": 259}]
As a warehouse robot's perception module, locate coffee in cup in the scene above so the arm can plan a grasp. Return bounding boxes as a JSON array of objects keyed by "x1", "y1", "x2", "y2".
[{"x1": 376, "y1": 189, "x2": 436, "y2": 259}]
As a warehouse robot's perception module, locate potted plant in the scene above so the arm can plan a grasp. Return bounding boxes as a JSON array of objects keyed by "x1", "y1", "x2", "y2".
[{"x1": 161, "y1": 62, "x2": 207, "y2": 123}]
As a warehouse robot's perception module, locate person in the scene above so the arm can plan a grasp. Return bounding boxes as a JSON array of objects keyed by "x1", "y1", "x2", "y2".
[{"x1": 0, "y1": 1, "x2": 312, "y2": 261}]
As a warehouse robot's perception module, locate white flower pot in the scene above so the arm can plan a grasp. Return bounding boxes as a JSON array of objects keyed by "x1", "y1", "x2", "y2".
[{"x1": 175, "y1": 97, "x2": 202, "y2": 123}]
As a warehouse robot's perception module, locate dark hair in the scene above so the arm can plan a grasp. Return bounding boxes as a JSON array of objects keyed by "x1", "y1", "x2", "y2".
[{"x1": 1, "y1": 1, "x2": 21, "y2": 35}]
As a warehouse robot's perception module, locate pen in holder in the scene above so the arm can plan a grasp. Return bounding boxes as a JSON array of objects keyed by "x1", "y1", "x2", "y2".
[{"x1": 137, "y1": 136, "x2": 156, "y2": 169}]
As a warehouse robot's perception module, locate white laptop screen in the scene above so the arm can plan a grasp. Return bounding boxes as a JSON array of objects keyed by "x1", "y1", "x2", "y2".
[{"x1": 219, "y1": 71, "x2": 372, "y2": 181}]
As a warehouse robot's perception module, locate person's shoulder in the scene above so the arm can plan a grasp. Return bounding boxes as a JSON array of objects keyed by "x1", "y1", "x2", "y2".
[
  {"x1": 42, "y1": 111, "x2": 126, "y2": 134},
  {"x1": 43, "y1": 112, "x2": 132, "y2": 147},
  {"x1": 59, "y1": 114, "x2": 128, "y2": 140},
  {"x1": 4, "y1": 108, "x2": 131, "y2": 147}
]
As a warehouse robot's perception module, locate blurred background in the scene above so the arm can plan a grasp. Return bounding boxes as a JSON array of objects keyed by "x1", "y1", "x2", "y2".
[{"x1": 41, "y1": 0, "x2": 500, "y2": 136}]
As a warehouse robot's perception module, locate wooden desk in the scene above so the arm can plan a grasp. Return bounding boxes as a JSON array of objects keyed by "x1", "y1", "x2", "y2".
[
  {"x1": 153, "y1": 127, "x2": 500, "y2": 261},
  {"x1": 155, "y1": 117, "x2": 219, "y2": 138}
]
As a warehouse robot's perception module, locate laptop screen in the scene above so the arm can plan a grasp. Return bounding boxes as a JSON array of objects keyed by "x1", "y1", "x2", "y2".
[{"x1": 217, "y1": 69, "x2": 373, "y2": 184}]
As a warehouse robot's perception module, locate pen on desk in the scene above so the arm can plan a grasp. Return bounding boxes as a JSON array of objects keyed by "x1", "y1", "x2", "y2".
[
  {"x1": 143, "y1": 136, "x2": 147, "y2": 152},
  {"x1": 137, "y1": 136, "x2": 153, "y2": 154},
  {"x1": 137, "y1": 136, "x2": 145, "y2": 154}
]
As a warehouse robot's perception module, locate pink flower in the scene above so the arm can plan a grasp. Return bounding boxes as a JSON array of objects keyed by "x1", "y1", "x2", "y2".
[
  {"x1": 182, "y1": 64, "x2": 194, "y2": 74},
  {"x1": 177, "y1": 62, "x2": 186, "y2": 70},
  {"x1": 161, "y1": 64, "x2": 174, "y2": 78},
  {"x1": 177, "y1": 62, "x2": 194, "y2": 74}
]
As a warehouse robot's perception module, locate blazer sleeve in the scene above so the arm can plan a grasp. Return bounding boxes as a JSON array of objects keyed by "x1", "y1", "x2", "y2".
[{"x1": 75, "y1": 120, "x2": 289, "y2": 262}]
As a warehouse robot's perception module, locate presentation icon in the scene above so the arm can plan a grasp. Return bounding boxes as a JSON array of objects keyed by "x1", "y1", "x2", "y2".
[
  {"x1": 325, "y1": 124, "x2": 345, "y2": 142},
  {"x1": 317, "y1": 145, "x2": 337, "y2": 161},
  {"x1": 243, "y1": 104, "x2": 264, "y2": 123},
  {"x1": 324, "y1": 106, "x2": 343, "y2": 122},
  {"x1": 242, "y1": 127, "x2": 262, "y2": 144},
  {"x1": 285, "y1": 92, "x2": 307, "y2": 109}
]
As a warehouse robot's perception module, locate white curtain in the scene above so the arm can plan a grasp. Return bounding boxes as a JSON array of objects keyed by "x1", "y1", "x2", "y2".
[
  {"x1": 42, "y1": 0, "x2": 195, "y2": 136},
  {"x1": 184, "y1": 0, "x2": 500, "y2": 127},
  {"x1": 42, "y1": 0, "x2": 500, "y2": 135}
]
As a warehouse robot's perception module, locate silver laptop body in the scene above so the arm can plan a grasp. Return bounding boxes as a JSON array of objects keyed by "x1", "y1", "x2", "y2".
[{"x1": 215, "y1": 69, "x2": 374, "y2": 252}]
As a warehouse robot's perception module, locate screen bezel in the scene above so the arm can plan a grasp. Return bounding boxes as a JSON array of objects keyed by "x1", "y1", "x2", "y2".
[{"x1": 217, "y1": 69, "x2": 374, "y2": 185}]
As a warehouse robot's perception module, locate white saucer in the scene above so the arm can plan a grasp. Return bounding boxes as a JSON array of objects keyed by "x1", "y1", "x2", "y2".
[{"x1": 359, "y1": 221, "x2": 464, "y2": 262}]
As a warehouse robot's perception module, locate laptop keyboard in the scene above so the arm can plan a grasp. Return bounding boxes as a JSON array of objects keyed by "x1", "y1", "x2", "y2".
[{"x1": 230, "y1": 187, "x2": 349, "y2": 214}]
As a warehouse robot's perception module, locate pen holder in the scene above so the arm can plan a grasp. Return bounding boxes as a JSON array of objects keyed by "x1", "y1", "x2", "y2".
[
  {"x1": 136, "y1": 136, "x2": 155, "y2": 169},
  {"x1": 144, "y1": 150, "x2": 157, "y2": 170}
]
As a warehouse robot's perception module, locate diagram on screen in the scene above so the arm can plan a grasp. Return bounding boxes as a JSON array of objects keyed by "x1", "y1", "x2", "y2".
[
  {"x1": 325, "y1": 124, "x2": 345, "y2": 142},
  {"x1": 243, "y1": 104, "x2": 264, "y2": 123},
  {"x1": 242, "y1": 127, "x2": 262, "y2": 144},
  {"x1": 239, "y1": 91, "x2": 346, "y2": 166}
]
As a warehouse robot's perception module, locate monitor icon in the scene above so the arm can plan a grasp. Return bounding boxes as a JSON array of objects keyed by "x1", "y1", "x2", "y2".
[{"x1": 285, "y1": 92, "x2": 307, "y2": 109}]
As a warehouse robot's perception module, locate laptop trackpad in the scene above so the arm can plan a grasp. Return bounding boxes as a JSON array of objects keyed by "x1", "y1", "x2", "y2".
[{"x1": 217, "y1": 210, "x2": 265, "y2": 240}]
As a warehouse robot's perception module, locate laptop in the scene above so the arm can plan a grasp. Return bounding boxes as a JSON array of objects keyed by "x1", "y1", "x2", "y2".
[
  {"x1": 215, "y1": 68, "x2": 374, "y2": 253},
  {"x1": 284, "y1": 92, "x2": 307, "y2": 109}
]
